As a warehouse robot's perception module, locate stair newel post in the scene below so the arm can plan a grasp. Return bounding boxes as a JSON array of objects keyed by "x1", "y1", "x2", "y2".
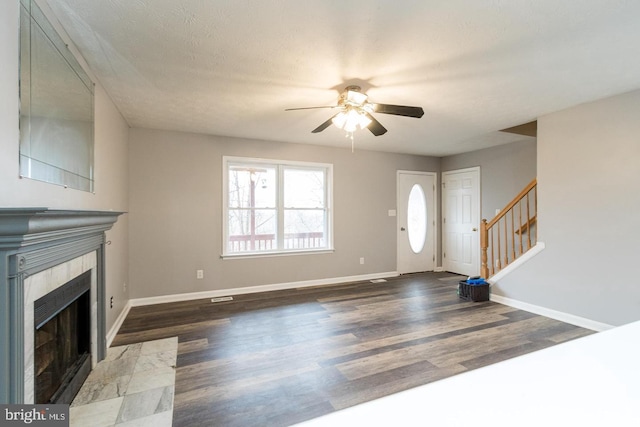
[{"x1": 480, "y1": 218, "x2": 489, "y2": 279}]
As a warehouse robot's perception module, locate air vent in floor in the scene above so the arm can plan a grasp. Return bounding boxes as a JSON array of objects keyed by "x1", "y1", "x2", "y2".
[{"x1": 211, "y1": 296, "x2": 234, "y2": 303}]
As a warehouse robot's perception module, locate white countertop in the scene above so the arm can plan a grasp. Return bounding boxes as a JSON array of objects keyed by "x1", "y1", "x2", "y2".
[{"x1": 296, "y1": 320, "x2": 640, "y2": 426}]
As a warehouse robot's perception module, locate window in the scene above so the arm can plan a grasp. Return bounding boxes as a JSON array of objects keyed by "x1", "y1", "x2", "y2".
[
  {"x1": 223, "y1": 157, "x2": 333, "y2": 257},
  {"x1": 407, "y1": 184, "x2": 427, "y2": 254}
]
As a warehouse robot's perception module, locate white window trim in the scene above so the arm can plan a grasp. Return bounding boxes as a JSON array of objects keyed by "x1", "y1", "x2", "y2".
[{"x1": 222, "y1": 156, "x2": 334, "y2": 259}]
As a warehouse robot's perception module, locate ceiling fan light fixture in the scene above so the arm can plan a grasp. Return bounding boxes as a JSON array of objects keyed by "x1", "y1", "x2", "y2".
[
  {"x1": 331, "y1": 111, "x2": 348, "y2": 128},
  {"x1": 345, "y1": 108, "x2": 360, "y2": 125},
  {"x1": 357, "y1": 112, "x2": 372, "y2": 129},
  {"x1": 333, "y1": 108, "x2": 370, "y2": 133},
  {"x1": 287, "y1": 84, "x2": 422, "y2": 140},
  {"x1": 346, "y1": 89, "x2": 368, "y2": 106},
  {"x1": 344, "y1": 122, "x2": 358, "y2": 133},
  {"x1": 343, "y1": 110, "x2": 359, "y2": 132}
]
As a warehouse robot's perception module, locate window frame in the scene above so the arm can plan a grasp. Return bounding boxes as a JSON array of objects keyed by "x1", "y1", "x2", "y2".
[{"x1": 222, "y1": 156, "x2": 334, "y2": 259}]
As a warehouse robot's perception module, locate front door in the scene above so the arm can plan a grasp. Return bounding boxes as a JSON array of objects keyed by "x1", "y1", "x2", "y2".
[
  {"x1": 442, "y1": 167, "x2": 480, "y2": 277},
  {"x1": 397, "y1": 171, "x2": 436, "y2": 274}
]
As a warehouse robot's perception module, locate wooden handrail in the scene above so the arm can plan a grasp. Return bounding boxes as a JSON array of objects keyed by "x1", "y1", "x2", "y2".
[
  {"x1": 481, "y1": 178, "x2": 537, "y2": 279},
  {"x1": 485, "y1": 179, "x2": 537, "y2": 229},
  {"x1": 515, "y1": 215, "x2": 537, "y2": 235}
]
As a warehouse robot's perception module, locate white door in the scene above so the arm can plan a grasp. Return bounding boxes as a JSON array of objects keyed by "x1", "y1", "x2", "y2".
[
  {"x1": 442, "y1": 167, "x2": 480, "y2": 277},
  {"x1": 397, "y1": 171, "x2": 436, "y2": 274}
]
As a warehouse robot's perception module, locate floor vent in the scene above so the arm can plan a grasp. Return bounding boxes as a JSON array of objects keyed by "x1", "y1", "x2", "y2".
[
  {"x1": 211, "y1": 296, "x2": 234, "y2": 303},
  {"x1": 370, "y1": 279, "x2": 387, "y2": 283}
]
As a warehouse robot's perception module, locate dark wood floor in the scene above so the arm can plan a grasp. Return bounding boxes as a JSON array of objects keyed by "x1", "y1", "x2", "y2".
[{"x1": 113, "y1": 272, "x2": 593, "y2": 426}]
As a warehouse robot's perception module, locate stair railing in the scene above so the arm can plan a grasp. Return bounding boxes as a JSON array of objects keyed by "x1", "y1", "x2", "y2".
[{"x1": 480, "y1": 178, "x2": 537, "y2": 279}]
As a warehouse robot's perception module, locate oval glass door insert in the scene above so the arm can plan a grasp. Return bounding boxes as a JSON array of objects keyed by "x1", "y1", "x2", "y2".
[{"x1": 407, "y1": 184, "x2": 427, "y2": 253}]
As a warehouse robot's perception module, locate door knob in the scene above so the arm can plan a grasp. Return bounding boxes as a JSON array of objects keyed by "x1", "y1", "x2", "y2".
[{"x1": 400, "y1": 227, "x2": 406, "y2": 231}]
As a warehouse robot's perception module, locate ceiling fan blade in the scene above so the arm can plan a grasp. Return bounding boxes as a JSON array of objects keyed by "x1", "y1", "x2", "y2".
[
  {"x1": 365, "y1": 113, "x2": 387, "y2": 136},
  {"x1": 311, "y1": 115, "x2": 338, "y2": 133},
  {"x1": 285, "y1": 106, "x2": 338, "y2": 111},
  {"x1": 373, "y1": 104, "x2": 424, "y2": 118}
]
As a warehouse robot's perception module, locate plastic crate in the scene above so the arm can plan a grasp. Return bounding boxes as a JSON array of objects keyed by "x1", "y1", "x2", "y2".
[{"x1": 458, "y1": 280, "x2": 490, "y2": 302}]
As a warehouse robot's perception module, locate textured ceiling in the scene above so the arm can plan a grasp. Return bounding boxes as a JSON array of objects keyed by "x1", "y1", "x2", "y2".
[{"x1": 46, "y1": 0, "x2": 640, "y2": 156}]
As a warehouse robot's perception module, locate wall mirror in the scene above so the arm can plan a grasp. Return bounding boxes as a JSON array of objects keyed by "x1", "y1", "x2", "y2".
[{"x1": 20, "y1": 0, "x2": 95, "y2": 192}]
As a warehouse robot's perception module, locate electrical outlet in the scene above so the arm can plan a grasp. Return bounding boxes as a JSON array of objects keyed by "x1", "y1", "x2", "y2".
[
  {"x1": 360, "y1": 257, "x2": 365, "y2": 265},
  {"x1": 197, "y1": 270, "x2": 204, "y2": 279}
]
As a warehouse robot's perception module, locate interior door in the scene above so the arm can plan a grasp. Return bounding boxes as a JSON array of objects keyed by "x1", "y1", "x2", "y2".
[
  {"x1": 397, "y1": 171, "x2": 436, "y2": 274},
  {"x1": 442, "y1": 167, "x2": 480, "y2": 277}
]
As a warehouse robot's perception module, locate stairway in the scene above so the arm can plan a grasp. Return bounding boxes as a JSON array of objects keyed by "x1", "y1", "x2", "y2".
[{"x1": 480, "y1": 179, "x2": 537, "y2": 279}]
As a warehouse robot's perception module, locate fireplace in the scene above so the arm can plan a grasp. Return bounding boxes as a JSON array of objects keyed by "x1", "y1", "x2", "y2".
[
  {"x1": 34, "y1": 271, "x2": 91, "y2": 404},
  {"x1": 0, "y1": 208, "x2": 123, "y2": 404}
]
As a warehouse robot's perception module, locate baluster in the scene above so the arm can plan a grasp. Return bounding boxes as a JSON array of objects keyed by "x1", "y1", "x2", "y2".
[
  {"x1": 511, "y1": 207, "x2": 516, "y2": 262},
  {"x1": 490, "y1": 227, "x2": 495, "y2": 275},
  {"x1": 502, "y1": 216, "x2": 508, "y2": 268},
  {"x1": 518, "y1": 199, "x2": 524, "y2": 256},
  {"x1": 480, "y1": 219, "x2": 489, "y2": 279},
  {"x1": 534, "y1": 185, "x2": 538, "y2": 244},
  {"x1": 496, "y1": 219, "x2": 502, "y2": 272},
  {"x1": 526, "y1": 191, "x2": 532, "y2": 250}
]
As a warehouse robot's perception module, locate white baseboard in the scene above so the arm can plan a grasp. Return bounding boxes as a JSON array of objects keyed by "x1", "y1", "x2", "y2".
[
  {"x1": 130, "y1": 271, "x2": 399, "y2": 307},
  {"x1": 487, "y1": 241, "x2": 613, "y2": 332},
  {"x1": 106, "y1": 300, "x2": 131, "y2": 347},
  {"x1": 490, "y1": 293, "x2": 614, "y2": 332},
  {"x1": 489, "y1": 242, "x2": 546, "y2": 283},
  {"x1": 434, "y1": 266, "x2": 444, "y2": 272}
]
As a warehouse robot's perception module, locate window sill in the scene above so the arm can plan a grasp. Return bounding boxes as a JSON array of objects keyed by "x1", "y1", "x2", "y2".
[{"x1": 221, "y1": 248, "x2": 335, "y2": 260}]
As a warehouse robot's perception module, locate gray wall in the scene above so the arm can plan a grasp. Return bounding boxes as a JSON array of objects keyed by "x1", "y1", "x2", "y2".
[
  {"x1": 494, "y1": 89, "x2": 640, "y2": 327},
  {"x1": 128, "y1": 128, "x2": 440, "y2": 298},
  {"x1": 0, "y1": 1, "x2": 130, "y2": 333},
  {"x1": 441, "y1": 138, "x2": 537, "y2": 222}
]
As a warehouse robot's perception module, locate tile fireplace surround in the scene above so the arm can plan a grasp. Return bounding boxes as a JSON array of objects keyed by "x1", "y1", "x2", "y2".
[{"x1": 0, "y1": 208, "x2": 123, "y2": 404}]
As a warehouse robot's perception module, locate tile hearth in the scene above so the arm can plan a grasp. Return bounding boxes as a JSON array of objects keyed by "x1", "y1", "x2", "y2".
[{"x1": 70, "y1": 337, "x2": 177, "y2": 427}]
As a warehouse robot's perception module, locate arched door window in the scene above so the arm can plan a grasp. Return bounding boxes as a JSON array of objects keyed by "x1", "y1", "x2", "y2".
[{"x1": 407, "y1": 184, "x2": 427, "y2": 253}]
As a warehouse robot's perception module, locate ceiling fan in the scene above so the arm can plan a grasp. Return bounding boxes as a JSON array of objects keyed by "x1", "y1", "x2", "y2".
[{"x1": 286, "y1": 85, "x2": 424, "y2": 136}]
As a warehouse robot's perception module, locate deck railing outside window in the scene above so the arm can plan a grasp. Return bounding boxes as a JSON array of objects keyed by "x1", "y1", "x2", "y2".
[{"x1": 228, "y1": 232, "x2": 325, "y2": 253}]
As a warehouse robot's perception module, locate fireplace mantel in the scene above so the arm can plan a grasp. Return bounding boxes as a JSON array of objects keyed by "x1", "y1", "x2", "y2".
[
  {"x1": 0, "y1": 207, "x2": 121, "y2": 246},
  {"x1": 0, "y1": 208, "x2": 124, "y2": 403}
]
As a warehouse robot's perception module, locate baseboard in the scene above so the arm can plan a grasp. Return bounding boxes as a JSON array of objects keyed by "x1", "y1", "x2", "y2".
[
  {"x1": 130, "y1": 271, "x2": 400, "y2": 307},
  {"x1": 106, "y1": 300, "x2": 131, "y2": 347},
  {"x1": 434, "y1": 266, "x2": 444, "y2": 272},
  {"x1": 489, "y1": 242, "x2": 546, "y2": 283},
  {"x1": 490, "y1": 293, "x2": 614, "y2": 332}
]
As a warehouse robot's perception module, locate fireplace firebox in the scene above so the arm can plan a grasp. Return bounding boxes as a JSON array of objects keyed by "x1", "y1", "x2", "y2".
[{"x1": 34, "y1": 271, "x2": 91, "y2": 404}]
